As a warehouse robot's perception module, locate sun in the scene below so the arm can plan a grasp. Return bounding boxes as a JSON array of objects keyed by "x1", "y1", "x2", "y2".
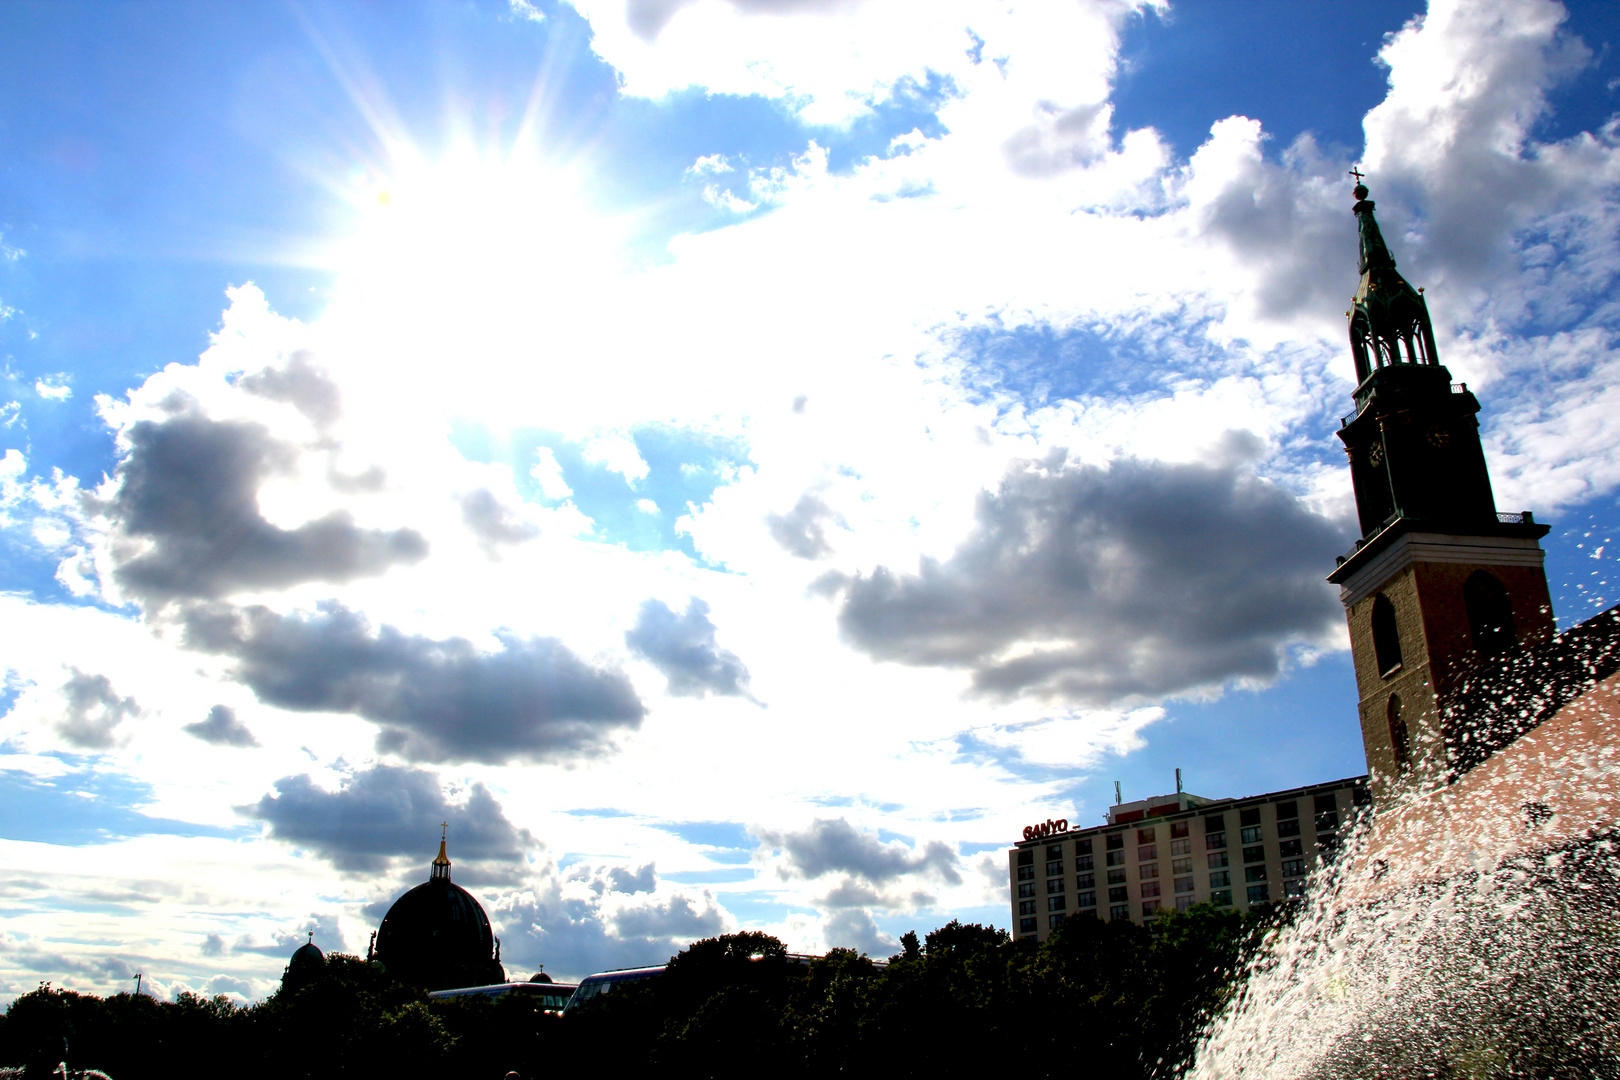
[{"x1": 316, "y1": 144, "x2": 635, "y2": 420}]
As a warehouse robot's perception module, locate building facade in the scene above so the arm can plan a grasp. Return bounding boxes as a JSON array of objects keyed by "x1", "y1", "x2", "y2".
[{"x1": 1007, "y1": 777, "x2": 1368, "y2": 941}]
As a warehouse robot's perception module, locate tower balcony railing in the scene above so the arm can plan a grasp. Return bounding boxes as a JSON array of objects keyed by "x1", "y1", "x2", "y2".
[
  {"x1": 1497, "y1": 511, "x2": 1536, "y2": 525},
  {"x1": 1338, "y1": 382, "x2": 1472, "y2": 428}
]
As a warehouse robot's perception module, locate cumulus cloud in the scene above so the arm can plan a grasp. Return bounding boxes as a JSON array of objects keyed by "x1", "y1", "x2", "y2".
[
  {"x1": 493, "y1": 877, "x2": 728, "y2": 981},
  {"x1": 459, "y1": 488, "x2": 541, "y2": 550},
  {"x1": 237, "y1": 351, "x2": 342, "y2": 429},
  {"x1": 766, "y1": 491, "x2": 838, "y2": 559},
  {"x1": 832, "y1": 450, "x2": 1345, "y2": 704},
  {"x1": 758, "y1": 818, "x2": 961, "y2": 886},
  {"x1": 179, "y1": 601, "x2": 646, "y2": 764},
  {"x1": 611, "y1": 893, "x2": 725, "y2": 940},
  {"x1": 183, "y1": 704, "x2": 259, "y2": 747},
  {"x1": 101, "y1": 412, "x2": 426, "y2": 604},
  {"x1": 822, "y1": 907, "x2": 897, "y2": 956},
  {"x1": 564, "y1": 861, "x2": 659, "y2": 896},
  {"x1": 230, "y1": 912, "x2": 349, "y2": 957},
  {"x1": 625, "y1": 597, "x2": 753, "y2": 699},
  {"x1": 56, "y1": 669, "x2": 139, "y2": 749},
  {"x1": 608, "y1": 863, "x2": 658, "y2": 894},
  {"x1": 247, "y1": 763, "x2": 535, "y2": 874}
]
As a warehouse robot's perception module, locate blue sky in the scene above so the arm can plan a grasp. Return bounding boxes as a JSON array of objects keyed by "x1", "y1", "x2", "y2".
[{"x1": 2, "y1": 0, "x2": 1619, "y2": 999}]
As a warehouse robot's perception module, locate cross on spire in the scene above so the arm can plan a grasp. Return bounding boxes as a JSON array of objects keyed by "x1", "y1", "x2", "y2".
[
  {"x1": 1349, "y1": 167, "x2": 1365, "y2": 183},
  {"x1": 440, "y1": 821, "x2": 448, "y2": 841}
]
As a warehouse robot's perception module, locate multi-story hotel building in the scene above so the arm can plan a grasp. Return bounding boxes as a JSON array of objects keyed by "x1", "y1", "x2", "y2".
[{"x1": 1007, "y1": 777, "x2": 1368, "y2": 941}]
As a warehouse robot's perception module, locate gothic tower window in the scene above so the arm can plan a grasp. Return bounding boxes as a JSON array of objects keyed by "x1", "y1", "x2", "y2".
[
  {"x1": 1387, "y1": 694, "x2": 1410, "y2": 772},
  {"x1": 1371, "y1": 594, "x2": 1402, "y2": 676},
  {"x1": 1464, "y1": 570, "x2": 1516, "y2": 656}
]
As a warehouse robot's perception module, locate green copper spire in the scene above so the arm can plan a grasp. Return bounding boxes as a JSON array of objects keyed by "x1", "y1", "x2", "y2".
[{"x1": 1347, "y1": 170, "x2": 1438, "y2": 386}]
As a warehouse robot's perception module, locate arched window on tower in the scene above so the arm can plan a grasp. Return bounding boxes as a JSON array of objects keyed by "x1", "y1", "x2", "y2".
[
  {"x1": 1387, "y1": 694, "x2": 1410, "y2": 773},
  {"x1": 1464, "y1": 571, "x2": 1517, "y2": 657},
  {"x1": 1371, "y1": 594, "x2": 1402, "y2": 676}
]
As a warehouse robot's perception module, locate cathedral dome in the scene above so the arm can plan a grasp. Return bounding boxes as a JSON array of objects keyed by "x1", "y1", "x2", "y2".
[{"x1": 374, "y1": 831, "x2": 505, "y2": 992}]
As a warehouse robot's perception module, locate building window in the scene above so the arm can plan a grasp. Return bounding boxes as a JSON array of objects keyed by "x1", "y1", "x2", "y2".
[
  {"x1": 1049, "y1": 913, "x2": 1066, "y2": 929},
  {"x1": 1076, "y1": 873, "x2": 1095, "y2": 889},
  {"x1": 1170, "y1": 838, "x2": 1191, "y2": 856},
  {"x1": 1105, "y1": 832, "x2": 1124, "y2": 850},
  {"x1": 1048, "y1": 895, "x2": 1066, "y2": 912},
  {"x1": 1017, "y1": 865, "x2": 1034, "y2": 881},
  {"x1": 1175, "y1": 895, "x2": 1196, "y2": 912},
  {"x1": 1465, "y1": 570, "x2": 1516, "y2": 657},
  {"x1": 1172, "y1": 857, "x2": 1192, "y2": 874},
  {"x1": 1204, "y1": 813, "x2": 1225, "y2": 833},
  {"x1": 1138, "y1": 844, "x2": 1158, "y2": 861},
  {"x1": 1388, "y1": 693, "x2": 1411, "y2": 772},
  {"x1": 1274, "y1": 800, "x2": 1297, "y2": 821},
  {"x1": 1046, "y1": 878, "x2": 1065, "y2": 894},
  {"x1": 1279, "y1": 839, "x2": 1303, "y2": 858},
  {"x1": 1170, "y1": 821, "x2": 1190, "y2": 839},
  {"x1": 1277, "y1": 818, "x2": 1301, "y2": 838},
  {"x1": 1077, "y1": 891, "x2": 1096, "y2": 908},
  {"x1": 1018, "y1": 881, "x2": 1036, "y2": 898},
  {"x1": 1210, "y1": 889, "x2": 1233, "y2": 906},
  {"x1": 1108, "y1": 887, "x2": 1129, "y2": 903},
  {"x1": 1140, "y1": 862, "x2": 1159, "y2": 879},
  {"x1": 1241, "y1": 826, "x2": 1263, "y2": 844},
  {"x1": 1020, "y1": 917, "x2": 1037, "y2": 934},
  {"x1": 1016, "y1": 848, "x2": 1034, "y2": 866},
  {"x1": 1242, "y1": 845, "x2": 1265, "y2": 864},
  {"x1": 1247, "y1": 884, "x2": 1271, "y2": 904},
  {"x1": 1138, "y1": 827, "x2": 1156, "y2": 844},
  {"x1": 1107, "y1": 869, "x2": 1126, "y2": 885},
  {"x1": 1245, "y1": 865, "x2": 1267, "y2": 883},
  {"x1": 1209, "y1": 870, "x2": 1230, "y2": 888},
  {"x1": 1240, "y1": 807, "x2": 1261, "y2": 827},
  {"x1": 1019, "y1": 900, "x2": 1036, "y2": 915},
  {"x1": 1371, "y1": 593, "x2": 1403, "y2": 676},
  {"x1": 1318, "y1": 834, "x2": 1341, "y2": 858},
  {"x1": 1047, "y1": 844, "x2": 1065, "y2": 860},
  {"x1": 1142, "y1": 900, "x2": 1161, "y2": 917},
  {"x1": 1208, "y1": 851, "x2": 1229, "y2": 869},
  {"x1": 1206, "y1": 832, "x2": 1227, "y2": 850},
  {"x1": 1046, "y1": 860, "x2": 1064, "y2": 877},
  {"x1": 1283, "y1": 879, "x2": 1308, "y2": 899},
  {"x1": 1315, "y1": 795, "x2": 1340, "y2": 832},
  {"x1": 1174, "y1": 876, "x2": 1195, "y2": 894},
  {"x1": 1076, "y1": 854, "x2": 1094, "y2": 871},
  {"x1": 1140, "y1": 881, "x2": 1161, "y2": 899},
  {"x1": 1076, "y1": 837, "x2": 1094, "y2": 855},
  {"x1": 1281, "y1": 859, "x2": 1306, "y2": 878},
  {"x1": 1106, "y1": 850, "x2": 1126, "y2": 867},
  {"x1": 1109, "y1": 904, "x2": 1131, "y2": 921}
]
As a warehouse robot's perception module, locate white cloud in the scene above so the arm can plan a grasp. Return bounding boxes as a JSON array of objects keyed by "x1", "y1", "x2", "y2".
[
  {"x1": 582, "y1": 432, "x2": 651, "y2": 486},
  {"x1": 34, "y1": 376, "x2": 71, "y2": 401},
  {"x1": 530, "y1": 447, "x2": 573, "y2": 500}
]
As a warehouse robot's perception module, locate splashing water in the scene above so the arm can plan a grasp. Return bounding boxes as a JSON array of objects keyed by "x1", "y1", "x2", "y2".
[{"x1": 1189, "y1": 676, "x2": 1620, "y2": 1079}]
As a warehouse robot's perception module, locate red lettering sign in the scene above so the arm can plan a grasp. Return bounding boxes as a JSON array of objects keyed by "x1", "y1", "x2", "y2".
[{"x1": 1021, "y1": 817, "x2": 1069, "y2": 841}]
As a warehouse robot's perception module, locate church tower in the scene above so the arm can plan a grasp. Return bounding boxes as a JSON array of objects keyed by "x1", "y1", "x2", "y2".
[{"x1": 1327, "y1": 174, "x2": 1555, "y2": 804}]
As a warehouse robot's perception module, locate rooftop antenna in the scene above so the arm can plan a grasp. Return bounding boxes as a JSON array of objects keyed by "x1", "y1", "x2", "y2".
[
  {"x1": 1114, "y1": 781, "x2": 1122, "y2": 805},
  {"x1": 1176, "y1": 768, "x2": 1184, "y2": 795}
]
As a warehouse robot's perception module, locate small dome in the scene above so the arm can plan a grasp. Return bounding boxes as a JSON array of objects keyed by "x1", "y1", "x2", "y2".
[
  {"x1": 281, "y1": 931, "x2": 326, "y2": 993},
  {"x1": 289, "y1": 939, "x2": 324, "y2": 965}
]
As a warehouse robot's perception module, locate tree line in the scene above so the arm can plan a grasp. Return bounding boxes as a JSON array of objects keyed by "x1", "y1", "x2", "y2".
[{"x1": 0, "y1": 902, "x2": 1282, "y2": 1079}]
